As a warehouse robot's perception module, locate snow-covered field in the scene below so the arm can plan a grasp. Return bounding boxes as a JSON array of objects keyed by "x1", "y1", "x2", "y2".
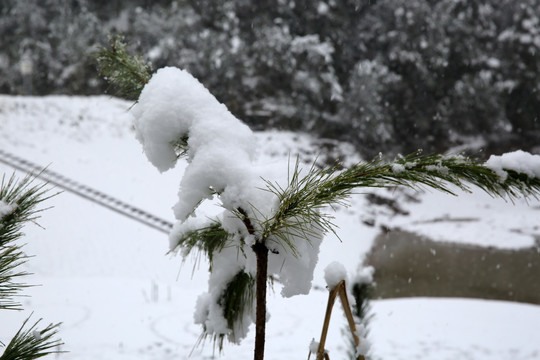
[{"x1": 1, "y1": 95, "x2": 539, "y2": 359}]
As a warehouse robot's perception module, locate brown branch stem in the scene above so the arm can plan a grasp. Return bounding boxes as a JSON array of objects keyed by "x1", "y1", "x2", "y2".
[
  {"x1": 252, "y1": 241, "x2": 269, "y2": 360},
  {"x1": 237, "y1": 207, "x2": 269, "y2": 360}
]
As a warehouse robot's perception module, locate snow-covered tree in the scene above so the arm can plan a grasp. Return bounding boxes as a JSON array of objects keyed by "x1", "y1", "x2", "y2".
[
  {"x1": 2, "y1": 0, "x2": 539, "y2": 157},
  {"x1": 495, "y1": 0, "x2": 540, "y2": 145},
  {"x1": 97, "y1": 40, "x2": 540, "y2": 360},
  {"x1": 0, "y1": 174, "x2": 63, "y2": 360},
  {"x1": 338, "y1": 60, "x2": 401, "y2": 158},
  {"x1": 0, "y1": 0, "x2": 106, "y2": 95}
]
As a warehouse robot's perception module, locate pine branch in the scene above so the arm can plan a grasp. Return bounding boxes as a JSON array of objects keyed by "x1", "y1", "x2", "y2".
[
  {"x1": 0, "y1": 247, "x2": 30, "y2": 311},
  {"x1": 171, "y1": 221, "x2": 231, "y2": 270},
  {"x1": 260, "y1": 153, "x2": 540, "y2": 252},
  {"x1": 218, "y1": 271, "x2": 255, "y2": 349},
  {"x1": 0, "y1": 174, "x2": 54, "y2": 310},
  {"x1": 177, "y1": 220, "x2": 256, "y2": 351},
  {"x1": 257, "y1": 159, "x2": 340, "y2": 251},
  {"x1": 95, "y1": 35, "x2": 152, "y2": 99},
  {"x1": 352, "y1": 153, "x2": 540, "y2": 199},
  {"x1": 198, "y1": 270, "x2": 255, "y2": 352},
  {"x1": 0, "y1": 317, "x2": 63, "y2": 360},
  {"x1": 0, "y1": 174, "x2": 52, "y2": 248}
]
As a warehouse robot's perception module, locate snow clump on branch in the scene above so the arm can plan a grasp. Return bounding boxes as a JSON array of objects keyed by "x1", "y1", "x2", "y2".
[
  {"x1": 130, "y1": 66, "x2": 325, "y2": 344},
  {"x1": 485, "y1": 150, "x2": 540, "y2": 181},
  {"x1": 132, "y1": 67, "x2": 257, "y2": 220}
]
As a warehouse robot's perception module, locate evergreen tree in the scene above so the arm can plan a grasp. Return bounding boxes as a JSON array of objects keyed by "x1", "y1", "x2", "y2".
[
  {"x1": 2, "y1": 0, "x2": 539, "y2": 157},
  {"x1": 97, "y1": 40, "x2": 540, "y2": 360},
  {"x1": 0, "y1": 174, "x2": 63, "y2": 360}
]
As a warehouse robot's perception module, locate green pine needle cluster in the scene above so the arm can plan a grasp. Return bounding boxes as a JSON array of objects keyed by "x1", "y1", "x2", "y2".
[
  {"x1": 0, "y1": 174, "x2": 52, "y2": 247},
  {"x1": 1, "y1": 173, "x2": 63, "y2": 360},
  {"x1": 174, "y1": 222, "x2": 255, "y2": 349},
  {"x1": 260, "y1": 160, "x2": 343, "y2": 253},
  {"x1": 260, "y1": 153, "x2": 540, "y2": 252},
  {"x1": 96, "y1": 35, "x2": 152, "y2": 99},
  {"x1": 0, "y1": 317, "x2": 63, "y2": 360},
  {"x1": 0, "y1": 246, "x2": 30, "y2": 311},
  {"x1": 0, "y1": 174, "x2": 53, "y2": 310},
  {"x1": 174, "y1": 221, "x2": 230, "y2": 269},
  {"x1": 220, "y1": 271, "x2": 255, "y2": 333},
  {"x1": 382, "y1": 152, "x2": 540, "y2": 199},
  {"x1": 215, "y1": 271, "x2": 255, "y2": 350}
]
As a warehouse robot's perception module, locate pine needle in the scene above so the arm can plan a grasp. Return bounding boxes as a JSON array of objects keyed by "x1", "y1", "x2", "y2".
[
  {"x1": 0, "y1": 317, "x2": 64, "y2": 360},
  {"x1": 218, "y1": 271, "x2": 255, "y2": 348},
  {"x1": 95, "y1": 35, "x2": 152, "y2": 99},
  {"x1": 1, "y1": 173, "x2": 63, "y2": 359},
  {"x1": 0, "y1": 174, "x2": 52, "y2": 247},
  {"x1": 0, "y1": 173, "x2": 54, "y2": 310},
  {"x1": 259, "y1": 152, "x2": 540, "y2": 253},
  {"x1": 197, "y1": 270, "x2": 255, "y2": 352},
  {"x1": 172, "y1": 221, "x2": 231, "y2": 270},
  {"x1": 0, "y1": 247, "x2": 30, "y2": 311}
]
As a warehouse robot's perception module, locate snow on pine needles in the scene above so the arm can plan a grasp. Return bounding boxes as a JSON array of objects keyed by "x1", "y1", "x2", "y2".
[{"x1": 132, "y1": 66, "x2": 327, "y2": 346}]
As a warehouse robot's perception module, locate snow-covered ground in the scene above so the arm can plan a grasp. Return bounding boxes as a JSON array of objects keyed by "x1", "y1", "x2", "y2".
[{"x1": 1, "y1": 95, "x2": 539, "y2": 359}]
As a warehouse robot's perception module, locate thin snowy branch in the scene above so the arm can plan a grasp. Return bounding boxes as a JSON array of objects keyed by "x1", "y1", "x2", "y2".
[{"x1": 260, "y1": 152, "x2": 540, "y2": 253}]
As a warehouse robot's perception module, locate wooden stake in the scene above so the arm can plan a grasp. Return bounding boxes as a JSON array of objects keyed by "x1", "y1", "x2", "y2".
[{"x1": 312, "y1": 281, "x2": 366, "y2": 360}]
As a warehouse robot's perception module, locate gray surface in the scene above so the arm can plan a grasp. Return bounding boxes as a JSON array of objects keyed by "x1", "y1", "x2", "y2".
[{"x1": 365, "y1": 229, "x2": 540, "y2": 304}]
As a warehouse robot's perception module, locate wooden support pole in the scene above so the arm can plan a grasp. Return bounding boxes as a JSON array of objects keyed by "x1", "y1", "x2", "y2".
[{"x1": 312, "y1": 281, "x2": 366, "y2": 360}]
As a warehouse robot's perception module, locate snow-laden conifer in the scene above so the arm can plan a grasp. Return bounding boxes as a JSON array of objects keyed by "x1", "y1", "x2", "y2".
[{"x1": 97, "y1": 41, "x2": 540, "y2": 360}]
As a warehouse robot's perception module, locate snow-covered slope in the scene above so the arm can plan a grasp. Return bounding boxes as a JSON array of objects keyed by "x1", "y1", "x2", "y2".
[{"x1": 1, "y1": 95, "x2": 539, "y2": 359}]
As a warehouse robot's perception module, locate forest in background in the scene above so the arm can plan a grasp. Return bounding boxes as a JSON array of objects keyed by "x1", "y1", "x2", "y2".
[{"x1": 0, "y1": 0, "x2": 539, "y2": 159}]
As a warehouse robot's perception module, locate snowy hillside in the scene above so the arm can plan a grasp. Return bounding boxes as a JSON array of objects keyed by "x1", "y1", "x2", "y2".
[{"x1": 1, "y1": 95, "x2": 539, "y2": 360}]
